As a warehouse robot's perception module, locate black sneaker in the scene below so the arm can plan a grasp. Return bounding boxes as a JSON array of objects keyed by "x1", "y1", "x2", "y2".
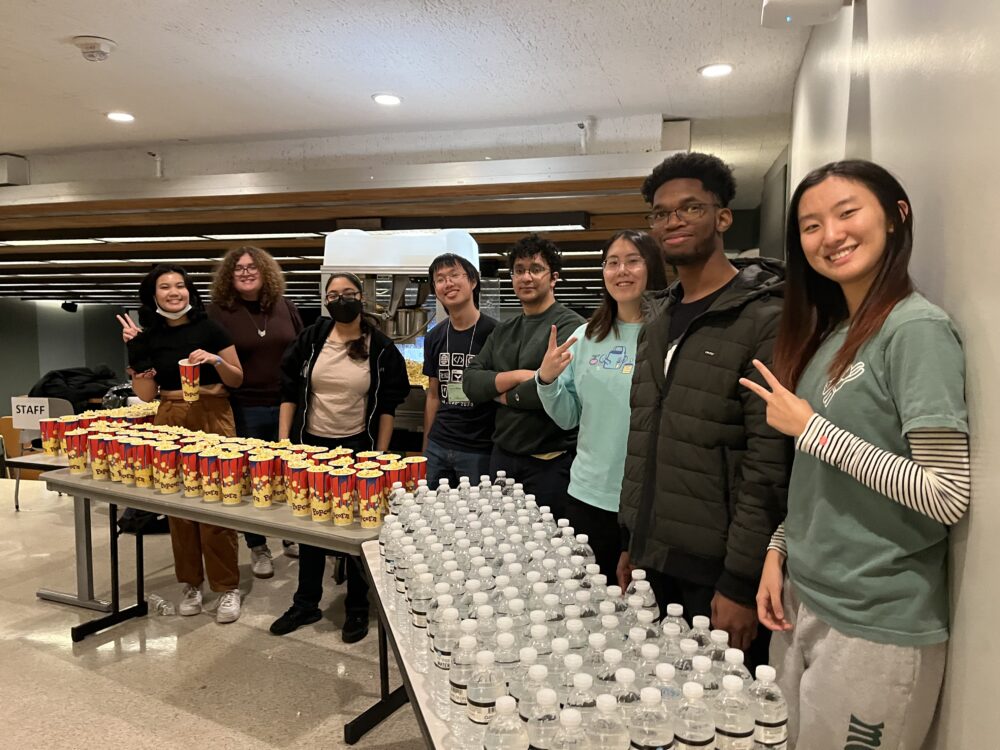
[
  {"x1": 342, "y1": 614, "x2": 370, "y2": 644},
  {"x1": 269, "y1": 605, "x2": 322, "y2": 636}
]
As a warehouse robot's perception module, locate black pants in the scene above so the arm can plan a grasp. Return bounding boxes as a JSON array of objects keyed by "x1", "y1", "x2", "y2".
[
  {"x1": 646, "y1": 569, "x2": 771, "y2": 672},
  {"x1": 233, "y1": 403, "x2": 280, "y2": 550},
  {"x1": 291, "y1": 430, "x2": 373, "y2": 618},
  {"x1": 564, "y1": 494, "x2": 621, "y2": 578},
  {"x1": 489, "y1": 445, "x2": 574, "y2": 521}
]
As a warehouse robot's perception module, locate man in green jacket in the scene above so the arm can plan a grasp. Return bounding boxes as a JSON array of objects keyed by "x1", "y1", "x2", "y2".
[
  {"x1": 617, "y1": 153, "x2": 790, "y2": 668},
  {"x1": 464, "y1": 234, "x2": 584, "y2": 518}
]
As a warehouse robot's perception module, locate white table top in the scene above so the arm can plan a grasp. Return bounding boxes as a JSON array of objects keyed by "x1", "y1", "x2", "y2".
[{"x1": 7, "y1": 452, "x2": 69, "y2": 470}]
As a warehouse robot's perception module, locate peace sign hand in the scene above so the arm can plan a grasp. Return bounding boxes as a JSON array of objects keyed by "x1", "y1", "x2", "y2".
[
  {"x1": 738, "y1": 359, "x2": 816, "y2": 438},
  {"x1": 537, "y1": 325, "x2": 578, "y2": 385},
  {"x1": 116, "y1": 313, "x2": 143, "y2": 343}
]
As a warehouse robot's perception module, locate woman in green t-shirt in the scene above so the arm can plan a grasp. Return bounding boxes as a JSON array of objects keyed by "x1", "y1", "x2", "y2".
[{"x1": 740, "y1": 161, "x2": 970, "y2": 750}]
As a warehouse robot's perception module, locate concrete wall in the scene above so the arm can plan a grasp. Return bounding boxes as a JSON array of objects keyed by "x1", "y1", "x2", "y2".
[
  {"x1": 0, "y1": 298, "x2": 40, "y2": 410},
  {"x1": 789, "y1": 2, "x2": 1000, "y2": 746}
]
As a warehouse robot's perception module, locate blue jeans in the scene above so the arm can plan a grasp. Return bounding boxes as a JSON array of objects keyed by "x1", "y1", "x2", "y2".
[
  {"x1": 233, "y1": 404, "x2": 279, "y2": 549},
  {"x1": 425, "y1": 439, "x2": 492, "y2": 488}
]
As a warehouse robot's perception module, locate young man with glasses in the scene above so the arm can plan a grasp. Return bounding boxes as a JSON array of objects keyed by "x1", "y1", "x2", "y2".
[
  {"x1": 464, "y1": 234, "x2": 584, "y2": 517},
  {"x1": 617, "y1": 152, "x2": 790, "y2": 669},
  {"x1": 422, "y1": 253, "x2": 498, "y2": 487}
]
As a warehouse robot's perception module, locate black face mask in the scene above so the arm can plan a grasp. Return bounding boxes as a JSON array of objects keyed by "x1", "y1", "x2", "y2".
[{"x1": 327, "y1": 298, "x2": 363, "y2": 323}]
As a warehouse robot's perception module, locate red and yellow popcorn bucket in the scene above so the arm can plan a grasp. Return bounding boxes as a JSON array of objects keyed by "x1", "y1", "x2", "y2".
[
  {"x1": 307, "y1": 465, "x2": 333, "y2": 523},
  {"x1": 180, "y1": 445, "x2": 202, "y2": 497},
  {"x1": 56, "y1": 415, "x2": 80, "y2": 454},
  {"x1": 39, "y1": 418, "x2": 60, "y2": 455},
  {"x1": 218, "y1": 451, "x2": 245, "y2": 505},
  {"x1": 104, "y1": 435, "x2": 123, "y2": 482},
  {"x1": 270, "y1": 450, "x2": 295, "y2": 504},
  {"x1": 329, "y1": 467, "x2": 357, "y2": 526},
  {"x1": 249, "y1": 452, "x2": 275, "y2": 508},
  {"x1": 353, "y1": 461, "x2": 380, "y2": 472},
  {"x1": 402, "y1": 456, "x2": 428, "y2": 491},
  {"x1": 356, "y1": 469, "x2": 385, "y2": 529},
  {"x1": 198, "y1": 448, "x2": 222, "y2": 502},
  {"x1": 383, "y1": 462, "x2": 408, "y2": 508},
  {"x1": 301, "y1": 445, "x2": 325, "y2": 461},
  {"x1": 87, "y1": 434, "x2": 110, "y2": 481},
  {"x1": 375, "y1": 453, "x2": 401, "y2": 467},
  {"x1": 119, "y1": 438, "x2": 140, "y2": 486},
  {"x1": 134, "y1": 441, "x2": 155, "y2": 489},
  {"x1": 153, "y1": 443, "x2": 180, "y2": 494},
  {"x1": 356, "y1": 450, "x2": 382, "y2": 462},
  {"x1": 177, "y1": 358, "x2": 200, "y2": 402},
  {"x1": 64, "y1": 429, "x2": 90, "y2": 475},
  {"x1": 331, "y1": 456, "x2": 355, "y2": 469},
  {"x1": 286, "y1": 460, "x2": 312, "y2": 518}
]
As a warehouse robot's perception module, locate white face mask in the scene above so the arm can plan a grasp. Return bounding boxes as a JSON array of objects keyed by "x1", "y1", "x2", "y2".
[{"x1": 156, "y1": 303, "x2": 192, "y2": 320}]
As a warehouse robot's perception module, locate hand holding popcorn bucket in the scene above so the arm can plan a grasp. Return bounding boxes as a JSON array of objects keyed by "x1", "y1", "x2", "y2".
[
  {"x1": 307, "y1": 465, "x2": 333, "y2": 523},
  {"x1": 178, "y1": 358, "x2": 200, "y2": 402},
  {"x1": 329, "y1": 468, "x2": 356, "y2": 526},
  {"x1": 180, "y1": 445, "x2": 202, "y2": 497},
  {"x1": 154, "y1": 443, "x2": 180, "y2": 494},
  {"x1": 286, "y1": 460, "x2": 312, "y2": 517},
  {"x1": 356, "y1": 469, "x2": 385, "y2": 529},
  {"x1": 198, "y1": 449, "x2": 222, "y2": 502},
  {"x1": 249, "y1": 453, "x2": 275, "y2": 508},
  {"x1": 64, "y1": 429, "x2": 89, "y2": 475},
  {"x1": 40, "y1": 418, "x2": 60, "y2": 455},
  {"x1": 87, "y1": 434, "x2": 110, "y2": 481},
  {"x1": 218, "y1": 452, "x2": 245, "y2": 505}
]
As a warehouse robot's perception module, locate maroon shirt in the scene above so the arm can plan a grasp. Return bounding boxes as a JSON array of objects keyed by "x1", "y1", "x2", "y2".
[{"x1": 208, "y1": 297, "x2": 303, "y2": 407}]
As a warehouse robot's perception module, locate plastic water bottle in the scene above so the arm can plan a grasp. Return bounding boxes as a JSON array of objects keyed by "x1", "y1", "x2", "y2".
[
  {"x1": 709, "y1": 629, "x2": 730, "y2": 664},
  {"x1": 633, "y1": 580, "x2": 658, "y2": 614},
  {"x1": 748, "y1": 666, "x2": 788, "y2": 750},
  {"x1": 624, "y1": 626, "x2": 648, "y2": 670},
  {"x1": 432, "y1": 608, "x2": 460, "y2": 714},
  {"x1": 722, "y1": 648, "x2": 753, "y2": 683},
  {"x1": 663, "y1": 603, "x2": 690, "y2": 635},
  {"x1": 495, "y1": 632, "x2": 521, "y2": 689},
  {"x1": 653, "y1": 662, "x2": 684, "y2": 713},
  {"x1": 483, "y1": 695, "x2": 529, "y2": 750},
  {"x1": 596, "y1": 648, "x2": 624, "y2": 689},
  {"x1": 661, "y1": 622, "x2": 684, "y2": 664},
  {"x1": 549, "y1": 638, "x2": 570, "y2": 700},
  {"x1": 612, "y1": 667, "x2": 641, "y2": 722},
  {"x1": 475, "y1": 604, "x2": 499, "y2": 646},
  {"x1": 516, "y1": 663, "x2": 549, "y2": 722},
  {"x1": 629, "y1": 687, "x2": 675, "y2": 750},
  {"x1": 636, "y1": 609, "x2": 660, "y2": 644},
  {"x1": 565, "y1": 619, "x2": 589, "y2": 653},
  {"x1": 509, "y1": 647, "x2": 538, "y2": 706},
  {"x1": 673, "y1": 638, "x2": 699, "y2": 682},
  {"x1": 600, "y1": 614, "x2": 625, "y2": 651},
  {"x1": 550, "y1": 707, "x2": 590, "y2": 750},
  {"x1": 636, "y1": 643, "x2": 661, "y2": 687},
  {"x1": 714, "y1": 675, "x2": 755, "y2": 750},
  {"x1": 688, "y1": 615, "x2": 712, "y2": 650},
  {"x1": 562, "y1": 653, "x2": 584, "y2": 699},
  {"x1": 585, "y1": 633, "x2": 608, "y2": 679},
  {"x1": 564, "y1": 672, "x2": 598, "y2": 725},
  {"x1": 526, "y1": 688, "x2": 560, "y2": 750},
  {"x1": 449, "y1": 635, "x2": 479, "y2": 731},
  {"x1": 589, "y1": 693, "x2": 630, "y2": 750},
  {"x1": 675, "y1": 682, "x2": 716, "y2": 750},
  {"x1": 691, "y1": 655, "x2": 721, "y2": 701},
  {"x1": 467, "y1": 651, "x2": 505, "y2": 746},
  {"x1": 529, "y1": 624, "x2": 553, "y2": 666},
  {"x1": 409, "y1": 572, "x2": 435, "y2": 673},
  {"x1": 625, "y1": 568, "x2": 647, "y2": 597}
]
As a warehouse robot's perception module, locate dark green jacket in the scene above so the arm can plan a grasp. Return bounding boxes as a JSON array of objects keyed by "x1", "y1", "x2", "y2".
[
  {"x1": 619, "y1": 259, "x2": 791, "y2": 606},
  {"x1": 464, "y1": 301, "x2": 583, "y2": 455}
]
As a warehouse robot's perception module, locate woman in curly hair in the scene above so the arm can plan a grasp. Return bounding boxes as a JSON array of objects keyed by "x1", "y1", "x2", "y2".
[{"x1": 209, "y1": 246, "x2": 303, "y2": 576}]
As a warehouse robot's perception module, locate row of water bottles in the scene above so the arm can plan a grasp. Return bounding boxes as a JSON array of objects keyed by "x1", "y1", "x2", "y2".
[{"x1": 376, "y1": 471, "x2": 788, "y2": 749}]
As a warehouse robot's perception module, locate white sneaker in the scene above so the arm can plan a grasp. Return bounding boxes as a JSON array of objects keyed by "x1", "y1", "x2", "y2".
[
  {"x1": 250, "y1": 545, "x2": 274, "y2": 579},
  {"x1": 283, "y1": 542, "x2": 299, "y2": 558},
  {"x1": 179, "y1": 584, "x2": 202, "y2": 616},
  {"x1": 216, "y1": 589, "x2": 242, "y2": 624}
]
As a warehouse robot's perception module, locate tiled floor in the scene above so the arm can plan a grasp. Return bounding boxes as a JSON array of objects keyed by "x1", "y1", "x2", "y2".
[{"x1": 0, "y1": 478, "x2": 426, "y2": 749}]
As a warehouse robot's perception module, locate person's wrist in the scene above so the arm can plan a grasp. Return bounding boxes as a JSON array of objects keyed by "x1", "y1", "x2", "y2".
[
  {"x1": 537, "y1": 368, "x2": 553, "y2": 386},
  {"x1": 214, "y1": 355, "x2": 223, "y2": 367}
]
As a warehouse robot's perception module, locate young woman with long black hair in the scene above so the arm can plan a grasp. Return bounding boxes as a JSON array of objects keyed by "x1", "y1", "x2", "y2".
[{"x1": 741, "y1": 161, "x2": 970, "y2": 749}]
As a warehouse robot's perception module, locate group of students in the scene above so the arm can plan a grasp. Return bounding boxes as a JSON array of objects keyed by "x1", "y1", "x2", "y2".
[{"x1": 119, "y1": 150, "x2": 968, "y2": 750}]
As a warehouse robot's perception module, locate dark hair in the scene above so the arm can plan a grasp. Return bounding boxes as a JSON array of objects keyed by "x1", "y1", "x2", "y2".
[
  {"x1": 325, "y1": 272, "x2": 382, "y2": 362},
  {"x1": 641, "y1": 152, "x2": 737, "y2": 207},
  {"x1": 586, "y1": 231, "x2": 670, "y2": 342},
  {"x1": 211, "y1": 245, "x2": 286, "y2": 312},
  {"x1": 506, "y1": 233, "x2": 563, "y2": 275},
  {"x1": 428, "y1": 253, "x2": 481, "y2": 308},
  {"x1": 773, "y1": 159, "x2": 914, "y2": 390},
  {"x1": 137, "y1": 264, "x2": 206, "y2": 329}
]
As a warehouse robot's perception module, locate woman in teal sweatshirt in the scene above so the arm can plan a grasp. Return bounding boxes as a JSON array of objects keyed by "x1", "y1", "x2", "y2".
[{"x1": 536, "y1": 230, "x2": 669, "y2": 575}]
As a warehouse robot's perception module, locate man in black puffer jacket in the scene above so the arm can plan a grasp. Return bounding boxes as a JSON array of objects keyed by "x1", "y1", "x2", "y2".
[{"x1": 618, "y1": 153, "x2": 791, "y2": 669}]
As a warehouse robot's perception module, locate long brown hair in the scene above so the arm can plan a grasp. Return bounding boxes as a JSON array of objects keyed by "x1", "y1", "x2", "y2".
[
  {"x1": 211, "y1": 245, "x2": 287, "y2": 312},
  {"x1": 586, "y1": 230, "x2": 669, "y2": 342},
  {"x1": 773, "y1": 160, "x2": 914, "y2": 390},
  {"x1": 325, "y1": 272, "x2": 383, "y2": 362}
]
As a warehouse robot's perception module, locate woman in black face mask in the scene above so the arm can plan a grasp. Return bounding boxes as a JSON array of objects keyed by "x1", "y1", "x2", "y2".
[{"x1": 272, "y1": 272, "x2": 410, "y2": 642}]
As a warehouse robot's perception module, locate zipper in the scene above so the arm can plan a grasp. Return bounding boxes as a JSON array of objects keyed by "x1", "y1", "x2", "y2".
[
  {"x1": 298, "y1": 339, "x2": 318, "y2": 444},
  {"x1": 366, "y1": 347, "x2": 385, "y2": 449}
]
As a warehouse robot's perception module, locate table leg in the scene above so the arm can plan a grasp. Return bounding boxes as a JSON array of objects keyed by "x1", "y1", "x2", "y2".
[
  {"x1": 14, "y1": 467, "x2": 20, "y2": 512},
  {"x1": 343, "y1": 615, "x2": 410, "y2": 744},
  {"x1": 36, "y1": 495, "x2": 112, "y2": 612}
]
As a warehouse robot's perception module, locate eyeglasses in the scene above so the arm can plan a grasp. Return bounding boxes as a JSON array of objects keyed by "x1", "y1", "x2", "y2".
[
  {"x1": 234, "y1": 263, "x2": 259, "y2": 276},
  {"x1": 511, "y1": 265, "x2": 551, "y2": 278},
  {"x1": 324, "y1": 291, "x2": 360, "y2": 303},
  {"x1": 434, "y1": 270, "x2": 467, "y2": 286},
  {"x1": 602, "y1": 256, "x2": 646, "y2": 272},
  {"x1": 645, "y1": 202, "x2": 720, "y2": 227}
]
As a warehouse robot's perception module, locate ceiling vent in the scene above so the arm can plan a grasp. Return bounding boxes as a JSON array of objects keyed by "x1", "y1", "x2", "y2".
[{"x1": 72, "y1": 36, "x2": 117, "y2": 62}]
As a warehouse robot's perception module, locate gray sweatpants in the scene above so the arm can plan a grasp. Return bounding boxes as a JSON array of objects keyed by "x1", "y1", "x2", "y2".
[{"x1": 770, "y1": 583, "x2": 947, "y2": 750}]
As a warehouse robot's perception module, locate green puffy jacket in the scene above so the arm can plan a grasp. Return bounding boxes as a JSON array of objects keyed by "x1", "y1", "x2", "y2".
[{"x1": 619, "y1": 258, "x2": 791, "y2": 606}]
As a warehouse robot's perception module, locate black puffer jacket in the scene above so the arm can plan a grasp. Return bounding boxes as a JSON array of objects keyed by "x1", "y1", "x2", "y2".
[{"x1": 619, "y1": 259, "x2": 791, "y2": 606}]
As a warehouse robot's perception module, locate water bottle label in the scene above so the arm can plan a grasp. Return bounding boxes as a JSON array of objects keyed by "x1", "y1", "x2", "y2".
[
  {"x1": 396, "y1": 580, "x2": 406, "y2": 594},
  {"x1": 754, "y1": 719, "x2": 788, "y2": 745},
  {"x1": 467, "y1": 697, "x2": 496, "y2": 725},
  {"x1": 630, "y1": 741, "x2": 675, "y2": 749},
  {"x1": 412, "y1": 610, "x2": 428, "y2": 628},
  {"x1": 434, "y1": 648, "x2": 452, "y2": 670},
  {"x1": 674, "y1": 735, "x2": 714, "y2": 748},
  {"x1": 449, "y1": 680, "x2": 468, "y2": 706}
]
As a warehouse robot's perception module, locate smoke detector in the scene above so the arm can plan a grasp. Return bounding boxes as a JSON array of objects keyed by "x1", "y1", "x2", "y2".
[{"x1": 72, "y1": 36, "x2": 117, "y2": 62}]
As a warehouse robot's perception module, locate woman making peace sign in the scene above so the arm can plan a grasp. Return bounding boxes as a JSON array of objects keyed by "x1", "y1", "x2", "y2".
[{"x1": 741, "y1": 161, "x2": 970, "y2": 750}]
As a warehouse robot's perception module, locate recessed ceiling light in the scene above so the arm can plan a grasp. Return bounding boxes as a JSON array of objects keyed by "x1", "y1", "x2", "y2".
[
  {"x1": 371, "y1": 93, "x2": 402, "y2": 107},
  {"x1": 203, "y1": 233, "x2": 323, "y2": 240},
  {"x1": 107, "y1": 111, "x2": 135, "y2": 122},
  {"x1": 99, "y1": 236, "x2": 207, "y2": 242},
  {"x1": 698, "y1": 63, "x2": 733, "y2": 78},
  {"x1": 4, "y1": 239, "x2": 104, "y2": 246}
]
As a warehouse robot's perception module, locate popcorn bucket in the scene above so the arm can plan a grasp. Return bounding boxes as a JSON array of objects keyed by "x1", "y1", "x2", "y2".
[
  {"x1": 178, "y1": 358, "x2": 201, "y2": 402},
  {"x1": 134, "y1": 441, "x2": 155, "y2": 489},
  {"x1": 331, "y1": 456, "x2": 355, "y2": 469},
  {"x1": 375, "y1": 453, "x2": 401, "y2": 467},
  {"x1": 329, "y1": 468, "x2": 357, "y2": 526},
  {"x1": 249, "y1": 453, "x2": 275, "y2": 508},
  {"x1": 240, "y1": 455, "x2": 252, "y2": 498},
  {"x1": 383, "y1": 462, "x2": 408, "y2": 506},
  {"x1": 104, "y1": 436, "x2": 122, "y2": 482},
  {"x1": 199, "y1": 449, "x2": 222, "y2": 502},
  {"x1": 270, "y1": 450, "x2": 294, "y2": 504},
  {"x1": 301, "y1": 445, "x2": 325, "y2": 461},
  {"x1": 119, "y1": 439, "x2": 138, "y2": 486},
  {"x1": 56, "y1": 416, "x2": 79, "y2": 454},
  {"x1": 353, "y1": 461, "x2": 380, "y2": 472},
  {"x1": 154, "y1": 443, "x2": 180, "y2": 494},
  {"x1": 39, "y1": 418, "x2": 60, "y2": 455},
  {"x1": 218, "y1": 452, "x2": 245, "y2": 505},
  {"x1": 64, "y1": 429, "x2": 89, "y2": 475},
  {"x1": 307, "y1": 465, "x2": 332, "y2": 523},
  {"x1": 356, "y1": 450, "x2": 383, "y2": 462},
  {"x1": 286, "y1": 460, "x2": 312, "y2": 517},
  {"x1": 402, "y1": 456, "x2": 428, "y2": 491},
  {"x1": 356, "y1": 469, "x2": 385, "y2": 529},
  {"x1": 87, "y1": 434, "x2": 110, "y2": 481},
  {"x1": 180, "y1": 445, "x2": 202, "y2": 497}
]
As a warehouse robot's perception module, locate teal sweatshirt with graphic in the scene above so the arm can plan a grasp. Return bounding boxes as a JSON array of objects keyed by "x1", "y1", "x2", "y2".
[{"x1": 536, "y1": 321, "x2": 642, "y2": 511}]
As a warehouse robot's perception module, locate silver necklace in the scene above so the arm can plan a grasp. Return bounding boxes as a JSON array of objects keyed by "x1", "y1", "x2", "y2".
[{"x1": 243, "y1": 304, "x2": 268, "y2": 337}]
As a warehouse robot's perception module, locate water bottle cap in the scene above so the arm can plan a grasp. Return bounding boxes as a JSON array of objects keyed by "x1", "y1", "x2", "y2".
[
  {"x1": 442, "y1": 608, "x2": 459, "y2": 621},
  {"x1": 477, "y1": 605, "x2": 494, "y2": 619},
  {"x1": 436, "y1": 594, "x2": 453, "y2": 607},
  {"x1": 497, "y1": 632, "x2": 515, "y2": 648},
  {"x1": 634, "y1": 581, "x2": 651, "y2": 593},
  {"x1": 529, "y1": 664, "x2": 549, "y2": 680},
  {"x1": 604, "y1": 648, "x2": 622, "y2": 664},
  {"x1": 460, "y1": 619, "x2": 478, "y2": 634},
  {"x1": 723, "y1": 674, "x2": 744, "y2": 692},
  {"x1": 419, "y1": 573, "x2": 433, "y2": 583},
  {"x1": 640, "y1": 687, "x2": 661, "y2": 704},
  {"x1": 503, "y1": 586, "x2": 520, "y2": 600},
  {"x1": 666, "y1": 603, "x2": 684, "y2": 617},
  {"x1": 725, "y1": 648, "x2": 745, "y2": 664},
  {"x1": 532, "y1": 582, "x2": 548, "y2": 594},
  {"x1": 526, "y1": 571, "x2": 541, "y2": 584},
  {"x1": 637, "y1": 610, "x2": 654, "y2": 625},
  {"x1": 570, "y1": 555, "x2": 585, "y2": 566},
  {"x1": 537, "y1": 688, "x2": 558, "y2": 706},
  {"x1": 557, "y1": 519, "x2": 569, "y2": 528},
  {"x1": 693, "y1": 655, "x2": 712, "y2": 672},
  {"x1": 496, "y1": 695, "x2": 516, "y2": 714},
  {"x1": 564, "y1": 654, "x2": 583, "y2": 670},
  {"x1": 627, "y1": 595, "x2": 644, "y2": 608},
  {"x1": 503, "y1": 552, "x2": 517, "y2": 563},
  {"x1": 629, "y1": 627, "x2": 646, "y2": 641},
  {"x1": 663, "y1": 622, "x2": 682, "y2": 637},
  {"x1": 520, "y1": 647, "x2": 538, "y2": 663},
  {"x1": 542, "y1": 558, "x2": 557, "y2": 570},
  {"x1": 475, "y1": 564, "x2": 490, "y2": 577},
  {"x1": 614, "y1": 667, "x2": 635, "y2": 684},
  {"x1": 575, "y1": 590, "x2": 591, "y2": 603},
  {"x1": 543, "y1": 594, "x2": 560, "y2": 607},
  {"x1": 509, "y1": 599, "x2": 525, "y2": 613},
  {"x1": 496, "y1": 616, "x2": 514, "y2": 631},
  {"x1": 692, "y1": 615, "x2": 711, "y2": 629},
  {"x1": 576, "y1": 534, "x2": 589, "y2": 544},
  {"x1": 655, "y1": 663, "x2": 675, "y2": 681},
  {"x1": 606, "y1": 585, "x2": 622, "y2": 597},
  {"x1": 680, "y1": 638, "x2": 699, "y2": 654},
  {"x1": 552, "y1": 638, "x2": 569, "y2": 653},
  {"x1": 434, "y1": 583, "x2": 451, "y2": 594},
  {"x1": 459, "y1": 635, "x2": 477, "y2": 650},
  {"x1": 466, "y1": 579, "x2": 482, "y2": 592},
  {"x1": 564, "y1": 605, "x2": 581, "y2": 619},
  {"x1": 641, "y1": 644, "x2": 660, "y2": 659},
  {"x1": 596, "y1": 694, "x2": 617, "y2": 712},
  {"x1": 565, "y1": 617, "x2": 582, "y2": 632},
  {"x1": 573, "y1": 672, "x2": 593, "y2": 689},
  {"x1": 560, "y1": 708, "x2": 582, "y2": 727},
  {"x1": 592, "y1": 574, "x2": 608, "y2": 587},
  {"x1": 472, "y1": 593, "x2": 489, "y2": 606},
  {"x1": 601, "y1": 615, "x2": 619, "y2": 630},
  {"x1": 599, "y1": 601, "x2": 616, "y2": 616},
  {"x1": 586, "y1": 564, "x2": 601, "y2": 575},
  {"x1": 402, "y1": 544, "x2": 416, "y2": 554},
  {"x1": 756, "y1": 665, "x2": 777, "y2": 682},
  {"x1": 448, "y1": 569, "x2": 463, "y2": 580},
  {"x1": 558, "y1": 568, "x2": 573, "y2": 580},
  {"x1": 683, "y1": 682, "x2": 704, "y2": 699},
  {"x1": 480, "y1": 475, "x2": 491, "y2": 482},
  {"x1": 529, "y1": 610, "x2": 546, "y2": 624},
  {"x1": 631, "y1": 569, "x2": 646, "y2": 581},
  {"x1": 711, "y1": 629, "x2": 729, "y2": 644},
  {"x1": 530, "y1": 624, "x2": 548, "y2": 639},
  {"x1": 588, "y1": 633, "x2": 607, "y2": 648},
  {"x1": 476, "y1": 651, "x2": 495, "y2": 666}
]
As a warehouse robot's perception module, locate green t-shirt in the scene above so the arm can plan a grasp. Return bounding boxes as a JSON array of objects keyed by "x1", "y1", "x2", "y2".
[{"x1": 786, "y1": 293, "x2": 968, "y2": 646}]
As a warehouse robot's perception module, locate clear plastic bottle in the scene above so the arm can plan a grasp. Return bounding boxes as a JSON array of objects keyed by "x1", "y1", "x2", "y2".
[
  {"x1": 673, "y1": 638, "x2": 699, "y2": 683},
  {"x1": 625, "y1": 568, "x2": 647, "y2": 597},
  {"x1": 636, "y1": 643, "x2": 661, "y2": 687},
  {"x1": 629, "y1": 687, "x2": 675, "y2": 750},
  {"x1": 748, "y1": 665, "x2": 788, "y2": 750},
  {"x1": 624, "y1": 626, "x2": 648, "y2": 670},
  {"x1": 550, "y1": 707, "x2": 591, "y2": 750},
  {"x1": 584, "y1": 633, "x2": 607, "y2": 679},
  {"x1": 605, "y1": 585, "x2": 628, "y2": 615},
  {"x1": 600, "y1": 614, "x2": 625, "y2": 651},
  {"x1": 674, "y1": 682, "x2": 716, "y2": 750},
  {"x1": 543, "y1": 593, "x2": 565, "y2": 627},
  {"x1": 549, "y1": 638, "x2": 570, "y2": 701},
  {"x1": 526, "y1": 687, "x2": 560, "y2": 750},
  {"x1": 722, "y1": 648, "x2": 753, "y2": 683},
  {"x1": 663, "y1": 603, "x2": 690, "y2": 636},
  {"x1": 714, "y1": 675, "x2": 755, "y2": 750},
  {"x1": 661, "y1": 621, "x2": 684, "y2": 665},
  {"x1": 432, "y1": 608, "x2": 460, "y2": 714},
  {"x1": 449, "y1": 634, "x2": 479, "y2": 726},
  {"x1": 691, "y1": 655, "x2": 721, "y2": 702},
  {"x1": 596, "y1": 648, "x2": 624, "y2": 689},
  {"x1": 572, "y1": 534, "x2": 596, "y2": 565},
  {"x1": 622, "y1": 595, "x2": 645, "y2": 631},
  {"x1": 409, "y1": 572, "x2": 435, "y2": 673},
  {"x1": 653, "y1": 662, "x2": 684, "y2": 713},
  {"x1": 612, "y1": 667, "x2": 641, "y2": 722},
  {"x1": 632, "y1": 580, "x2": 658, "y2": 614},
  {"x1": 709, "y1": 629, "x2": 731, "y2": 664},
  {"x1": 688, "y1": 615, "x2": 712, "y2": 650},
  {"x1": 529, "y1": 624, "x2": 553, "y2": 667},
  {"x1": 147, "y1": 594, "x2": 176, "y2": 616},
  {"x1": 483, "y1": 695, "x2": 530, "y2": 750},
  {"x1": 589, "y1": 693, "x2": 630, "y2": 750},
  {"x1": 467, "y1": 651, "x2": 505, "y2": 745},
  {"x1": 565, "y1": 619, "x2": 589, "y2": 653},
  {"x1": 565, "y1": 671, "x2": 598, "y2": 725},
  {"x1": 475, "y1": 604, "x2": 499, "y2": 646},
  {"x1": 563, "y1": 653, "x2": 584, "y2": 696},
  {"x1": 516, "y1": 663, "x2": 549, "y2": 721},
  {"x1": 509, "y1": 647, "x2": 538, "y2": 706},
  {"x1": 635, "y1": 609, "x2": 660, "y2": 644},
  {"x1": 495, "y1": 631, "x2": 521, "y2": 690}
]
